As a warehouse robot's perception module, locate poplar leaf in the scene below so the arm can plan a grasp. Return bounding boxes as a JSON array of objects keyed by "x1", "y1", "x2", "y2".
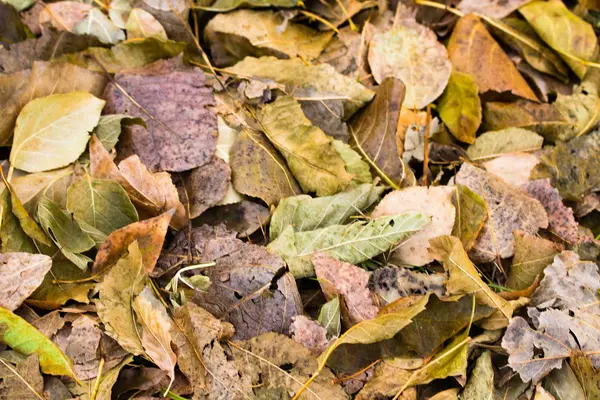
[
  {"x1": 466, "y1": 128, "x2": 543, "y2": 161},
  {"x1": 437, "y1": 72, "x2": 481, "y2": 144}
]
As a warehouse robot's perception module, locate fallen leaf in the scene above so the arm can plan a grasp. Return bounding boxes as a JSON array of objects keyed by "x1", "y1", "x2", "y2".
[
  {"x1": 0, "y1": 189, "x2": 36, "y2": 253},
  {"x1": 0, "y1": 355, "x2": 43, "y2": 399},
  {"x1": 318, "y1": 296, "x2": 341, "y2": 339},
  {"x1": 177, "y1": 157, "x2": 230, "y2": 218},
  {"x1": 194, "y1": 201, "x2": 270, "y2": 238},
  {"x1": 10, "y1": 91, "x2": 104, "y2": 173},
  {"x1": 457, "y1": 0, "x2": 533, "y2": 18},
  {"x1": 0, "y1": 307, "x2": 77, "y2": 379},
  {"x1": 126, "y1": 8, "x2": 167, "y2": 40},
  {"x1": 268, "y1": 212, "x2": 429, "y2": 278},
  {"x1": 69, "y1": 355, "x2": 132, "y2": 400},
  {"x1": 258, "y1": 95, "x2": 352, "y2": 196},
  {"x1": 133, "y1": 287, "x2": 176, "y2": 381},
  {"x1": 368, "y1": 23, "x2": 451, "y2": 109},
  {"x1": 372, "y1": 186, "x2": 455, "y2": 266},
  {"x1": 0, "y1": 253, "x2": 51, "y2": 311},
  {"x1": 569, "y1": 353, "x2": 600, "y2": 400},
  {"x1": 355, "y1": 361, "x2": 414, "y2": 400},
  {"x1": 507, "y1": 231, "x2": 563, "y2": 291},
  {"x1": 369, "y1": 266, "x2": 446, "y2": 305},
  {"x1": 102, "y1": 56, "x2": 217, "y2": 172},
  {"x1": 447, "y1": 14, "x2": 537, "y2": 101},
  {"x1": 94, "y1": 114, "x2": 146, "y2": 151},
  {"x1": 96, "y1": 241, "x2": 146, "y2": 355},
  {"x1": 305, "y1": 0, "x2": 373, "y2": 29},
  {"x1": 300, "y1": 91, "x2": 349, "y2": 142},
  {"x1": 205, "y1": 10, "x2": 333, "y2": 67},
  {"x1": 482, "y1": 152, "x2": 540, "y2": 187},
  {"x1": 543, "y1": 363, "x2": 587, "y2": 400},
  {"x1": 72, "y1": 8, "x2": 125, "y2": 44},
  {"x1": 230, "y1": 128, "x2": 302, "y2": 206},
  {"x1": 54, "y1": 315, "x2": 102, "y2": 380},
  {"x1": 108, "y1": 0, "x2": 131, "y2": 28},
  {"x1": 3, "y1": 0, "x2": 34, "y2": 11},
  {"x1": 196, "y1": 236, "x2": 303, "y2": 339},
  {"x1": 290, "y1": 315, "x2": 330, "y2": 355},
  {"x1": 313, "y1": 253, "x2": 378, "y2": 326},
  {"x1": 451, "y1": 184, "x2": 488, "y2": 252},
  {"x1": 332, "y1": 139, "x2": 373, "y2": 186},
  {"x1": 92, "y1": 211, "x2": 172, "y2": 274},
  {"x1": 269, "y1": 183, "x2": 384, "y2": 240},
  {"x1": 466, "y1": 128, "x2": 543, "y2": 161},
  {"x1": 520, "y1": 0, "x2": 597, "y2": 78},
  {"x1": 482, "y1": 100, "x2": 571, "y2": 136},
  {"x1": 225, "y1": 56, "x2": 374, "y2": 118},
  {"x1": 10, "y1": 167, "x2": 73, "y2": 213},
  {"x1": 455, "y1": 163, "x2": 548, "y2": 262},
  {"x1": 349, "y1": 77, "x2": 407, "y2": 187},
  {"x1": 461, "y1": 351, "x2": 494, "y2": 400},
  {"x1": 38, "y1": 1, "x2": 93, "y2": 31},
  {"x1": 207, "y1": 0, "x2": 297, "y2": 11},
  {"x1": 437, "y1": 71, "x2": 482, "y2": 144}
]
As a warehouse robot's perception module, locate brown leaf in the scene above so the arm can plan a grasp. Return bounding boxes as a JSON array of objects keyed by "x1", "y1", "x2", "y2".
[
  {"x1": 39, "y1": 2, "x2": 92, "y2": 31},
  {"x1": 482, "y1": 100, "x2": 571, "y2": 137},
  {"x1": 102, "y1": 56, "x2": 217, "y2": 172},
  {"x1": 369, "y1": 266, "x2": 446, "y2": 305},
  {"x1": 195, "y1": 236, "x2": 303, "y2": 340},
  {"x1": 447, "y1": 14, "x2": 537, "y2": 101},
  {"x1": 93, "y1": 211, "x2": 172, "y2": 275},
  {"x1": 349, "y1": 77, "x2": 406, "y2": 187},
  {"x1": 54, "y1": 315, "x2": 103, "y2": 381},
  {"x1": 451, "y1": 184, "x2": 488, "y2": 252},
  {"x1": 0, "y1": 253, "x2": 52, "y2": 311},
  {"x1": 289, "y1": 315, "x2": 330, "y2": 355},
  {"x1": 176, "y1": 157, "x2": 230, "y2": 218},
  {"x1": 313, "y1": 253, "x2": 378, "y2": 327},
  {"x1": 194, "y1": 201, "x2": 269, "y2": 239},
  {"x1": 455, "y1": 163, "x2": 548, "y2": 262},
  {"x1": 0, "y1": 355, "x2": 44, "y2": 399}
]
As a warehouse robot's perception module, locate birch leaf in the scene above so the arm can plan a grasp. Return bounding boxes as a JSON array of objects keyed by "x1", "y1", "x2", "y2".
[
  {"x1": 10, "y1": 92, "x2": 104, "y2": 173},
  {"x1": 437, "y1": 71, "x2": 481, "y2": 144},
  {"x1": 126, "y1": 8, "x2": 166, "y2": 40},
  {"x1": 0, "y1": 253, "x2": 52, "y2": 311},
  {"x1": 73, "y1": 8, "x2": 125, "y2": 44},
  {"x1": 466, "y1": 128, "x2": 543, "y2": 161}
]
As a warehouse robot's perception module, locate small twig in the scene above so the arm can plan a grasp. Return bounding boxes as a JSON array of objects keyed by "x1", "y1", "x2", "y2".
[
  {"x1": 90, "y1": 357, "x2": 105, "y2": 400},
  {"x1": 422, "y1": 104, "x2": 431, "y2": 186}
]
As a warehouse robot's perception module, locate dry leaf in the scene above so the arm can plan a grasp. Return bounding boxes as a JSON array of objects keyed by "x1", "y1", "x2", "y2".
[
  {"x1": 466, "y1": 128, "x2": 543, "y2": 161},
  {"x1": 0, "y1": 355, "x2": 43, "y2": 399},
  {"x1": 126, "y1": 8, "x2": 167, "y2": 40},
  {"x1": 369, "y1": 266, "x2": 446, "y2": 305},
  {"x1": 176, "y1": 157, "x2": 230, "y2": 218},
  {"x1": 38, "y1": 2, "x2": 93, "y2": 31},
  {"x1": 483, "y1": 152, "x2": 540, "y2": 187},
  {"x1": 0, "y1": 253, "x2": 51, "y2": 311},
  {"x1": 457, "y1": 0, "x2": 533, "y2": 18},
  {"x1": 483, "y1": 100, "x2": 571, "y2": 135},
  {"x1": 289, "y1": 315, "x2": 330, "y2": 355},
  {"x1": 451, "y1": 184, "x2": 488, "y2": 252},
  {"x1": 437, "y1": 71, "x2": 482, "y2": 144}
]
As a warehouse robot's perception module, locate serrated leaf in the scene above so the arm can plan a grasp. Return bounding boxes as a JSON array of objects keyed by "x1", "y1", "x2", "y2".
[
  {"x1": 451, "y1": 184, "x2": 487, "y2": 252},
  {"x1": 73, "y1": 8, "x2": 125, "y2": 44},
  {"x1": 10, "y1": 92, "x2": 104, "y2": 173},
  {"x1": 0, "y1": 307, "x2": 77, "y2": 379},
  {"x1": 318, "y1": 296, "x2": 341, "y2": 339},
  {"x1": 66, "y1": 174, "x2": 138, "y2": 241},
  {"x1": 95, "y1": 114, "x2": 146, "y2": 151},
  {"x1": 257, "y1": 96, "x2": 352, "y2": 196},
  {"x1": 126, "y1": 8, "x2": 166, "y2": 40},
  {"x1": 269, "y1": 211, "x2": 429, "y2": 278},
  {"x1": 437, "y1": 72, "x2": 481, "y2": 144},
  {"x1": 520, "y1": 0, "x2": 597, "y2": 79},
  {"x1": 466, "y1": 128, "x2": 543, "y2": 160}
]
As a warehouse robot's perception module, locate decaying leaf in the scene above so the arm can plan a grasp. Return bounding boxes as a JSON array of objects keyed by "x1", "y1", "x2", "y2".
[
  {"x1": 447, "y1": 14, "x2": 537, "y2": 101},
  {"x1": 102, "y1": 56, "x2": 217, "y2": 172},
  {"x1": 369, "y1": 266, "x2": 446, "y2": 305},
  {"x1": 204, "y1": 10, "x2": 333, "y2": 66},
  {"x1": 455, "y1": 163, "x2": 548, "y2": 262},
  {"x1": 0, "y1": 355, "x2": 43, "y2": 399},
  {"x1": 349, "y1": 77, "x2": 406, "y2": 187},
  {"x1": 355, "y1": 360, "x2": 414, "y2": 400},
  {"x1": 451, "y1": 184, "x2": 488, "y2": 252},
  {"x1": 269, "y1": 212, "x2": 429, "y2": 277},
  {"x1": 0, "y1": 253, "x2": 51, "y2": 311},
  {"x1": 368, "y1": 23, "x2": 451, "y2": 109},
  {"x1": 194, "y1": 201, "x2": 269, "y2": 238},
  {"x1": 466, "y1": 128, "x2": 543, "y2": 161},
  {"x1": 371, "y1": 186, "x2": 454, "y2": 267},
  {"x1": 177, "y1": 157, "x2": 230, "y2": 218},
  {"x1": 457, "y1": 0, "x2": 533, "y2": 18},
  {"x1": 437, "y1": 71, "x2": 482, "y2": 144}
]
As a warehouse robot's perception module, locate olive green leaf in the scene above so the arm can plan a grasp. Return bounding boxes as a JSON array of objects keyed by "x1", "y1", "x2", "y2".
[
  {"x1": 437, "y1": 72, "x2": 482, "y2": 144},
  {"x1": 520, "y1": 0, "x2": 597, "y2": 78},
  {"x1": 10, "y1": 167, "x2": 74, "y2": 214},
  {"x1": 461, "y1": 351, "x2": 494, "y2": 400},
  {"x1": 2, "y1": 0, "x2": 34, "y2": 11},
  {"x1": 204, "y1": 0, "x2": 296, "y2": 11},
  {"x1": 95, "y1": 114, "x2": 146, "y2": 151},
  {"x1": 0, "y1": 307, "x2": 77, "y2": 380},
  {"x1": 37, "y1": 196, "x2": 95, "y2": 270},
  {"x1": 66, "y1": 174, "x2": 138, "y2": 241},
  {"x1": 126, "y1": 8, "x2": 167, "y2": 40},
  {"x1": 0, "y1": 189, "x2": 36, "y2": 253},
  {"x1": 3, "y1": 180, "x2": 52, "y2": 247},
  {"x1": 332, "y1": 140, "x2": 373, "y2": 186},
  {"x1": 10, "y1": 92, "x2": 105, "y2": 173},
  {"x1": 230, "y1": 128, "x2": 301, "y2": 207},
  {"x1": 466, "y1": 128, "x2": 543, "y2": 161},
  {"x1": 204, "y1": 10, "x2": 333, "y2": 67},
  {"x1": 451, "y1": 184, "x2": 487, "y2": 252},
  {"x1": 318, "y1": 296, "x2": 341, "y2": 339},
  {"x1": 73, "y1": 8, "x2": 125, "y2": 44},
  {"x1": 258, "y1": 96, "x2": 352, "y2": 196},
  {"x1": 269, "y1": 183, "x2": 385, "y2": 240},
  {"x1": 269, "y1": 212, "x2": 429, "y2": 277},
  {"x1": 507, "y1": 231, "x2": 562, "y2": 291},
  {"x1": 543, "y1": 363, "x2": 587, "y2": 400}
]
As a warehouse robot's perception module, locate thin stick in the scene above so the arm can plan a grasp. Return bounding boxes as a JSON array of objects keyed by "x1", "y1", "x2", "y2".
[
  {"x1": 422, "y1": 104, "x2": 431, "y2": 186},
  {"x1": 90, "y1": 358, "x2": 105, "y2": 400}
]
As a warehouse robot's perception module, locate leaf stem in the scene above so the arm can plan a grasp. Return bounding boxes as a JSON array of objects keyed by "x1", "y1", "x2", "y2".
[{"x1": 90, "y1": 357, "x2": 104, "y2": 400}]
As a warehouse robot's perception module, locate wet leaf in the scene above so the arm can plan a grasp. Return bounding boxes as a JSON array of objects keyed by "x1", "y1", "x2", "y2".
[
  {"x1": 457, "y1": 0, "x2": 533, "y2": 18},
  {"x1": 318, "y1": 296, "x2": 341, "y2": 339},
  {"x1": 269, "y1": 212, "x2": 429, "y2": 278},
  {"x1": 520, "y1": 0, "x2": 597, "y2": 78},
  {"x1": 368, "y1": 23, "x2": 451, "y2": 109},
  {"x1": 437, "y1": 71, "x2": 482, "y2": 144},
  {"x1": 455, "y1": 163, "x2": 548, "y2": 262},
  {"x1": 447, "y1": 14, "x2": 537, "y2": 101},
  {"x1": 204, "y1": 10, "x2": 333, "y2": 67},
  {"x1": 0, "y1": 307, "x2": 77, "y2": 379},
  {"x1": 257, "y1": 95, "x2": 352, "y2": 196},
  {"x1": 0, "y1": 253, "x2": 51, "y2": 311},
  {"x1": 507, "y1": 231, "x2": 562, "y2": 291},
  {"x1": 230, "y1": 128, "x2": 302, "y2": 206},
  {"x1": 94, "y1": 114, "x2": 146, "y2": 151},
  {"x1": 461, "y1": 351, "x2": 494, "y2": 400},
  {"x1": 349, "y1": 77, "x2": 406, "y2": 187},
  {"x1": 73, "y1": 8, "x2": 125, "y2": 44},
  {"x1": 371, "y1": 186, "x2": 455, "y2": 267},
  {"x1": 126, "y1": 8, "x2": 167, "y2": 40},
  {"x1": 466, "y1": 128, "x2": 543, "y2": 161},
  {"x1": 10, "y1": 92, "x2": 104, "y2": 173},
  {"x1": 451, "y1": 184, "x2": 488, "y2": 252},
  {"x1": 269, "y1": 183, "x2": 384, "y2": 240}
]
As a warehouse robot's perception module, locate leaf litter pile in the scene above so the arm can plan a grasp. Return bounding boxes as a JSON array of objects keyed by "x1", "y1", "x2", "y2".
[{"x1": 3, "y1": 0, "x2": 600, "y2": 398}]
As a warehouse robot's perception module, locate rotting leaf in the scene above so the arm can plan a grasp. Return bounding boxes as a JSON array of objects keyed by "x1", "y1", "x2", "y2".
[
  {"x1": 451, "y1": 184, "x2": 488, "y2": 252},
  {"x1": 194, "y1": 201, "x2": 269, "y2": 238},
  {"x1": 466, "y1": 128, "x2": 543, "y2": 161},
  {"x1": 0, "y1": 354, "x2": 44, "y2": 399},
  {"x1": 0, "y1": 253, "x2": 51, "y2": 311},
  {"x1": 437, "y1": 71, "x2": 482, "y2": 144},
  {"x1": 447, "y1": 14, "x2": 537, "y2": 101},
  {"x1": 176, "y1": 157, "x2": 230, "y2": 218},
  {"x1": 349, "y1": 77, "x2": 406, "y2": 187}
]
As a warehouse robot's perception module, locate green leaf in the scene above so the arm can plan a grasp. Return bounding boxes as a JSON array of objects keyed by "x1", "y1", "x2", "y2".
[
  {"x1": 0, "y1": 0, "x2": 34, "y2": 11},
  {"x1": 269, "y1": 183, "x2": 385, "y2": 240},
  {"x1": 66, "y1": 174, "x2": 138, "y2": 241},
  {"x1": 204, "y1": 10, "x2": 333, "y2": 67},
  {"x1": 257, "y1": 96, "x2": 352, "y2": 196},
  {"x1": 332, "y1": 139, "x2": 373, "y2": 186},
  {"x1": 73, "y1": 8, "x2": 125, "y2": 45},
  {"x1": 460, "y1": 351, "x2": 494, "y2": 399},
  {"x1": 202, "y1": 0, "x2": 297, "y2": 12},
  {"x1": 437, "y1": 72, "x2": 481, "y2": 144},
  {"x1": 451, "y1": 184, "x2": 487, "y2": 252},
  {"x1": 520, "y1": 0, "x2": 597, "y2": 79},
  {"x1": 226, "y1": 56, "x2": 374, "y2": 118},
  {"x1": 126, "y1": 8, "x2": 167, "y2": 40},
  {"x1": 3, "y1": 181, "x2": 52, "y2": 247},
  {"x1": 10, "y1": 92, "x2": 105, "y2": 173},
  {"x1": 0, "y1": 307, "x2": 77, "y2": 379},
  {"x1": 269, "y1": 212, "x2": 429, "y2": 278},
  {"x1": 466, "y1": 127, "x2": 543, "y2": 161},
  {"x1": 230, "y1": 128, "x2": 301, "y2": 207},
  {"x1": 95, "y1": 114, "x2": 146, "y2": 151},
  {"x1": 543, "y1": 363, "x2": 587, "y2": 400},
  {"x1": 318, "y1": 296, "x2": 341, "y2": 339},
  {"x1": 37, "y1": 196, "x2": 95, "y2": 270}
]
